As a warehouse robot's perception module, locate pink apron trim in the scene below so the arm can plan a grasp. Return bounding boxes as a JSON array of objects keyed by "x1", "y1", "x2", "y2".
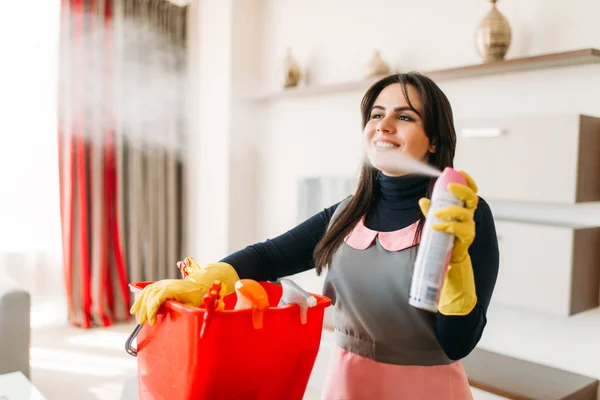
[
  {"x1": 344, "y1": 218, "x2": 420, "y2": 251},
  {"x1": 321, "y1": 346, "x2": 473, "y2": 400}
]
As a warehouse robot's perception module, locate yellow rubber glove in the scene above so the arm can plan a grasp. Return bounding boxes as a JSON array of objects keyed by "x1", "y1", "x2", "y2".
[
  {"x1": 130, "y1": 262, "x2": 240, "y2": 325},
  {"x1": 418, "y1": 170, "x2": 478, "y2": 316}
]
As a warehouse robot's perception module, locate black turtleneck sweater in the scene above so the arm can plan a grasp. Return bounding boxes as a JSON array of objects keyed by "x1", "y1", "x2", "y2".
[{"x1": 221, "y1": 173, "x2": 499, "y2": 361}]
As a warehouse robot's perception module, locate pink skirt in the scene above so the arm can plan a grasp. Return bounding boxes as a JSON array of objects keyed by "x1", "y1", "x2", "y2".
[{"x1": 321, "y1": 346, "x2": 473, "y2": 400}]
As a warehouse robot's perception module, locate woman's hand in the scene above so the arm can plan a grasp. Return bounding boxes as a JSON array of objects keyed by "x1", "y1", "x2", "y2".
[
  {"x1": 419, "y1": 170, "x2": 478, "y2": 263},
  {"x1": 130, "y1": 262, "x2": 239, "y2": 325},
  {"x1": 418, "y1": 170, "x2": 479, "y2": 316}
]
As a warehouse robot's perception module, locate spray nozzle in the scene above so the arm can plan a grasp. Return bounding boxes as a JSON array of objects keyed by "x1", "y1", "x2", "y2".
[
  {"x1": 234, "y1": 279, "x2": 270, "y2": 329},
  {"x1": 277, "y1": 279, "x2": 317, "y2": 324}
]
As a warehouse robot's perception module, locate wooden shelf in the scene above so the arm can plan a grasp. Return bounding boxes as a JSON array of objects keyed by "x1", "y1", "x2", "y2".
[
  {"x1": 463, "y1": 348, "x2": 598, "y2": 400},
  {"x1": 251, "y1": 48, "x2": 600, "y2": 101}
]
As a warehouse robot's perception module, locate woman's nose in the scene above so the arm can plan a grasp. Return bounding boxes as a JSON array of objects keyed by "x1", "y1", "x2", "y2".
[{"x1": 377, "y1": 117, "x2": 395, "y2": 134}]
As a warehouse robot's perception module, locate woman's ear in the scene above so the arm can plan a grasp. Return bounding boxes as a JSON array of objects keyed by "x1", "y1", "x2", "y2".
[{"x1": 429, "y1": 141, "x2": 437, "y2": 153}]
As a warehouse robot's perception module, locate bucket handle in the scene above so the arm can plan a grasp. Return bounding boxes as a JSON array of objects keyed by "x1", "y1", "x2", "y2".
[{"x1": 125, "y1": 323, "x2": 143, "y2": 357}]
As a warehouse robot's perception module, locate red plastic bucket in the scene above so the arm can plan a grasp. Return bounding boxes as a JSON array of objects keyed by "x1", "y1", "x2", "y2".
[{"x1": 126, "y1": 281, "x2": 331, "y2": 400}]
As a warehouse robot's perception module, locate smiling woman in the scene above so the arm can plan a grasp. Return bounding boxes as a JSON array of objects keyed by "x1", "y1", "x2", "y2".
[
  {"x1": 130, "y1": 72, "x2": 500, "y2": 400},
  {"x1": 364, "y1": 83, "x2": 437, "y2": 174},
  {"x1": 315, "y1": 72, "x2": 460, "y2": 269},
  {"x1": 361, "y1": 79, "x2": 450, "y2": 179}
]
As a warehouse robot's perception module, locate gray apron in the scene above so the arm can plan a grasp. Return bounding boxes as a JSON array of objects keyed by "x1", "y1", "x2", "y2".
[{"x1": 322, "y1": 198, "x2": 453, "y2": 366}]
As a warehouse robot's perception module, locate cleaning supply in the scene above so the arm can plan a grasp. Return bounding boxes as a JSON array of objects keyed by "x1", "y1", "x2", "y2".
[
  {"x1": 409, "y1": 167, "x2": 473, "y2": 313},
  {"x1": 127, "y1": 280, "x2": 331, "y2": 400},
  {"x1": 200, "y1": 280, "x2": 227, "y2": 338},
  {"x1": 234, "y1": 279, "x2": 270, "y2": 329},
  {"x1": 419, "y1": 169, "x2": 479, "y2": 316},
  {"x1": 177, "y1": 256, "x2": 202, "y2": 278},
  {"x1": 278, "y1": 279, "x2": 317, "y2": 324},
  {"x1": 129, "y1": 260, "x2": 239, "y2": 325}
]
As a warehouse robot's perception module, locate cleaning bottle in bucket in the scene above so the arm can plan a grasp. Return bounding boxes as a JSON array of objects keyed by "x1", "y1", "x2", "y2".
[
  {"x1": 277, "y1": 279, "x2": 317, "y2": 324},
  {"x1": 409, "y1": 167, "x2": 467, "y2": 312},
  {"x1": 234, "y1": 279, "x2": 270, "y2": 329}
]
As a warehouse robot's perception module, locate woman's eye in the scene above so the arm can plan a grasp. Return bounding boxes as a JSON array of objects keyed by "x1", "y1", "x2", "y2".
[
  {"x1": 370, "y1": 113, "x2": 383, "y2": 119},
  {"x1": 398, "y1": 115, "x2": 412, "y2": 121}
]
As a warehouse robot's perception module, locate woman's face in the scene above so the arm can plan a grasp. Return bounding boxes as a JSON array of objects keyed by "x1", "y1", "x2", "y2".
[{"x1": 363, "y1": 83, "x2": 435, "y2": 176}]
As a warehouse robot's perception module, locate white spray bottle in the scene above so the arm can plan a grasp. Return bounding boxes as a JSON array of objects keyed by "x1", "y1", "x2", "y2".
[
  {"x1": 409, "y1": 167, "x2": 468, "y2": 312},
  {"x1": 277, "y1": 279, "x2": 317, "y2": 324}
]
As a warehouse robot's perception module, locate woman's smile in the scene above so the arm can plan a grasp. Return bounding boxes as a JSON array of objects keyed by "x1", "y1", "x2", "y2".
[{"x1": 373, "y1": 139, "x2": 401, "y2": 150}]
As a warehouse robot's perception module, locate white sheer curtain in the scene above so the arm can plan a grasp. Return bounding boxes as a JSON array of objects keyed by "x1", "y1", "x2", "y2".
[{"x1": 0, "y1": 0, "x2": 66, "y2": 327}]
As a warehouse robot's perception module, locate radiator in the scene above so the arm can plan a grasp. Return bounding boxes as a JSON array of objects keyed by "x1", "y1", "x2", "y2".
[{"x1": 297, "y1": 176, "x2": 357, "y2": 222}]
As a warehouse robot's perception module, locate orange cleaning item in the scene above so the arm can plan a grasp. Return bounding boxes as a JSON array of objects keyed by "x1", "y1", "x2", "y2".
[
  {"x1": 176, "y1": 256, "x2": 202, "y2": 278},
  {"x1": 234, "y1": 279, "x2": 270, "y2": 329},
  {"x1": 200, "y1": 280, "x2": 227, "y2": 338},
  {"x1": 127, "y1": 280, "x2": 331, "y2": 400}
]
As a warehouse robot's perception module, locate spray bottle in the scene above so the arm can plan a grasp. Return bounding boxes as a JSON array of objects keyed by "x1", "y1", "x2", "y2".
[
  {"x1": 277, "y1": 279, "x2": 317, "y2": 324},
  {"x1": 234, "y1": 279, "x2": 270, "y2": 329},
  {"x1": 409, "y1": 167, "x2": 467, "y2": 313}
]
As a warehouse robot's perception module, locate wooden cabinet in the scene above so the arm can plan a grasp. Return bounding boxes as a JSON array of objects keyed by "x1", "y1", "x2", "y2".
[
  {"x1": 492, "y1": 220, "x2": 600, "y2": 316},
  {"x1": 454, "y1": 114, "x2": 600, "y2": 204}
]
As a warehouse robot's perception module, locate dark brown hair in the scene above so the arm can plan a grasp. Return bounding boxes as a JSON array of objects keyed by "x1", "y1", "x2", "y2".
[{"x1": 313, "y1": 72, "x2": 457, "y2": 275}]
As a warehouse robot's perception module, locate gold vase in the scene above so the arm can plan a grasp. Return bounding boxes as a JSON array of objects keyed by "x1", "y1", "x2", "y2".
[
  {"x1": 476, "y1": 0, "x2": 512, "y2": 62},
  {"x1": 365, "y1": 50, "x2": 391, "y2": 78},
  {"x1": 282, "y1": 48, "x2": 301, "y2": 89}
]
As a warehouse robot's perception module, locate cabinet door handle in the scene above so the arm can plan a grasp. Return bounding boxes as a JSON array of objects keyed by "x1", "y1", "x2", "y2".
[{"x1": 461, "y1": 128, "x2": 505, "y2": 138}]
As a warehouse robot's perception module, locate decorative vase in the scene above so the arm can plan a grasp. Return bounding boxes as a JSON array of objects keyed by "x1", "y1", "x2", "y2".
[
  {"x1": 365, "y1": 50, "x2": 391, "y2": 78},
  {"x1": 282, "y1": 48, "x2": 301, "y2": 88},
  {"x1": 476, "y1": 0, "x2": 512, "y2": 62}
]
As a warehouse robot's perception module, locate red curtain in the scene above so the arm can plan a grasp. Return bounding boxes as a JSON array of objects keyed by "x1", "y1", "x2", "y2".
[
  {"x1": 58, "y1": 0, "x2": 188, "y2": 329},
  {"x1": 58, "y1": 0, "x2": 129, "y2": 328}
]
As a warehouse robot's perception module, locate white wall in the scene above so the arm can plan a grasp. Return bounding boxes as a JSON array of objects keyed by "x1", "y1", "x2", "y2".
[
  {"x1": 186, "y1": 0, "x2": 265, "y2": 263},
  {"x1": 260, "y1": 0, "x2": 600, "y2": 88},
  {"x1": 256, "y1": 0, "x2": 600, "y2": 241},
  {"x1": 0, "y1": 0, "x2": 66, "y2": 327},
  {"x1": 186, "y1": 0, "x2": 234, "y2": 264},
  {"x1": 187, "y1": 0, "x2": 600, "y2": 387}
]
